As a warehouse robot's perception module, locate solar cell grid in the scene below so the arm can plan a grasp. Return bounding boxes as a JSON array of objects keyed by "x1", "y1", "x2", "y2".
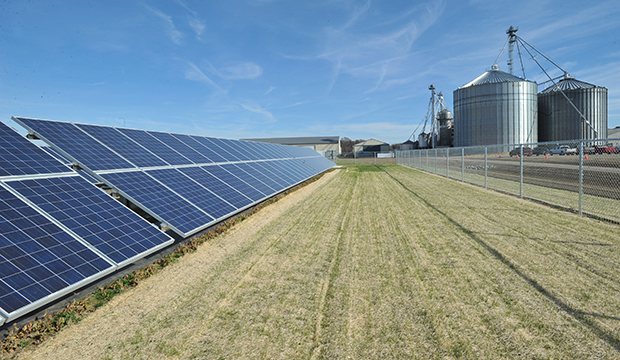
[
  {"x1": 269, "y1": 160, "x2": 305, "y2": 183},
  {"x1": 221, "y1": 164, "x2": 275, "y2": 195},
  {"x1": 0, "y1": 186, "x2": 112, "y2": 316},
  {"x1": 190, "y1": 136, "x2": 239, "y2": 162},
  {"x1": 6, "y1": 176, "x2": 173, "y2": 265},
  {"x1": 180, "y1": 167, "x2": 252, "y2": 209},
  {"x1": 115, "y1": 128, "x2": 192, "y2": 166},
  {"x1": 255, "y1": 161, "x2": 296, "y2": 186},
  {"x1": 40, "y1": 146, "x2": 70, "y2": 165},
  {"x1": 208, "y1": 137, "x2": 252, "y2": 161},
  {"x1": 229, "y1": 140, "x2": 260, "y2": 161},
  {"x1": 0, "y1": 121, "x2": 71, "y2": 176},
  {"x1": 204, "y1": 166, "x2": 265, "y2": 202},
  {"x1": 244, "y1": 162, "x2": 289, "y2": 189},
  {"x1": 146, "y1": 168, "x2": 236, "y2": 220},
  {"x1": 100, "y1": 171, "x2": 214, "y2": 235},
  {"x1": 13, "y1": 117, "x2": 133, "y2": 172},
  {"x1": 171, "y1": 134, "x2": 227, "y2": 163},
  {"x1": 240, "y1": 141, "x2": 271, "y2": 160},
  {"x1": 75, "y1": 124, "x2": 168, "y2": 168},
  {"x1": 148, "y1": 131, "x2": 212, "y2": 164}
]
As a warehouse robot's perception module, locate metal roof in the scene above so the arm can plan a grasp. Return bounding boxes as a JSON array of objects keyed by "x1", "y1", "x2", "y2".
[
  {"x1": 460, "y1": 65, "x2": 534, "y2": 88},
  {"x1": 241, "y1": 136, "x2": 339, "y2": 145},
  {"x1": 540, "y1": 77, "x2": 602, "y2": 94}
]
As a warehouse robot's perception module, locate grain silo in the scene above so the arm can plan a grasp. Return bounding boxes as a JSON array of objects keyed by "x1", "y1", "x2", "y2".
[
  {"x1": 538, "y1": 76, "x2": 608, "y2": 141},
  {"x1": 453, "y1": 65, "x2": 538, "y2": 147}
]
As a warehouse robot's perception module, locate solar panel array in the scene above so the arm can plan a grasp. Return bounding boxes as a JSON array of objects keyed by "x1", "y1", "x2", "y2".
[
  {"x1": 0, "y1": 120, "x2": 174, "y2": 324},
  {"x1": 13, "y1": 117, "x2": 335, "y2": 238}
]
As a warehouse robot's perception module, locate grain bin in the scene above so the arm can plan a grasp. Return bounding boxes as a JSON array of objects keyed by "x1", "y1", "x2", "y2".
[
  {"x1": 538, "y1": 76, "x2": 607, "y2": 141},
  {"x1": 453, "y1": 65, "x2": 538, "y2": 147}
]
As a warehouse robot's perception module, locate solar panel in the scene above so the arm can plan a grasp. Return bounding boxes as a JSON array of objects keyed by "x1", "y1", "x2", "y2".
[
  {"x1": 99, "y1": 171, "x2": 214, "y2": 235},
  {"x1": 75, "y1": 123, "x2": 168, "y2": 168},
  {"x1": 145, "y1": 168, "x2": 236, "y2": 220},
  {"x1": 147, "y1": 131, "x2": 212, "y2": 164},
  {"x1": 40, "y1": 146, "x2": 71, "y2": 165},
  {"x1": 0, "y1": 185, "x2": 114, "y2": 321},
  {"x1": 190, "y1": 136, "x2": 239, "y2": 162},
  {"x1": 6, "y1": 175, "x2": 172, "y2": 266},
  {"x1": 203, "y1": 165, "x2": 265, "y2": 202},
  {"x1": 13, "y1": 117, "x2": 134, "y2": 171},
  {"x1": 178, "y1": 167, "x2": 253, "y2": 210},
  {"x1": 220, "y1": 163, "x2": 276, "y2": 195},
  {"x1": 171, "y1": 134, "x2": 228, "y2": 164},
  {"x1": 0, "y1": 121, "x2": 71, "y2": 176},
  {"x1": 115, "y1": 128, "x2": 192, "y2": 166},
  {"x1": 243, "y1": 162, "x2": 289, "y2": 189},
  {"x1": 205, "y1": 137, "x2": 250, "y2": 161}
]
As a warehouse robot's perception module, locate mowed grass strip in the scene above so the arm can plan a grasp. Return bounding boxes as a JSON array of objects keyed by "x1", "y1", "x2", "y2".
[{"x1": 18, "y1": 165, "x2": 620, "y2": 359}]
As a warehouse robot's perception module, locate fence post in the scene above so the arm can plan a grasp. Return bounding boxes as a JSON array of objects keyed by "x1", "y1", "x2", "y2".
[
  {"x1": 434, "y1": 149, "x2": 437, "y2": 174},
  {"x1": 354, "y1": 150, "x2": 357, "y2": 165},
  {"x1": 520, "y1": 146, "x2": 524, "y2": 199},
  {"x1": 579, "y1": 141, "x2": 583, "y2": 216},
  {"x1": 446, "y1": 150, "x2": 450, "y2": 178},
  {"x1": 426, "y1": 149, "x2": 429, "y2": 170},
  {"x1": 461, "y1": 148, "x2": 465, "y2": 182},
  {"x1": 484, "y1": 147, "x2": 488, "y2": 189},
  {"x1": 374, "y1": 152, "x2": 376, "y2": 165}
]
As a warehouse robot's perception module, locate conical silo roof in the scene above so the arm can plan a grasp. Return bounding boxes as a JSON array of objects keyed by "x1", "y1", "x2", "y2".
[
  {"x1": 540, "y1": 77, "x2": 600, "y2": 93},
  {"x1": 459, "y1": 65, "x2": 533, "y2": 88}
]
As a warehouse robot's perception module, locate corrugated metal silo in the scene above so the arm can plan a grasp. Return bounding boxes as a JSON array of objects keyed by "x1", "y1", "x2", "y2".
[
  {"x1": 453, "y1": 65, "x2": 538, "y2": 147},
  {"x1": 538, "y1": 77, "x2": 608, "y2": 141}
]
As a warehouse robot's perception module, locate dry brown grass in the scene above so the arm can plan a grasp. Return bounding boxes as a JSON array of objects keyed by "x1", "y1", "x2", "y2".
[{"x1": 13, "y1": 164, "x2": 620, "y2": 359}]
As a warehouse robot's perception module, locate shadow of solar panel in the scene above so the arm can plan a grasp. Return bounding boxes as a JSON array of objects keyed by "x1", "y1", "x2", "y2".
[
  {"x1": 0, "y1": 186, "x2": 113, "y2": 322},
  {"x1": 115, "y1": 128, "x2": 192, "y2": 166},
  {"x1": 75, "y1": 124, "x2": 168, "y2": 168},
  {"x1": 100, "y1": 171, "x2": 214, "y2": 235},
  {"x1": 146, "y1": 168, "x2": 236, "y2": 220},
  {"x1": 0, "y1": 121, "x2": 71, "y2": 176},
  {"x1": 178, "y1": 167, "x2": 253, "y2": 210},
  {"x1": 12, "y1": 117, "x2": 134, "y2": 171},
  {"x1": 203, "y1": 165, "x2": 265, "y2": 202},
  {"x1": 6, "y1": 176, "x2": 173, "y2": 266}
]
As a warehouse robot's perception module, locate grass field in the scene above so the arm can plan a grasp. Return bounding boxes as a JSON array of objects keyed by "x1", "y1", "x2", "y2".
[{"x1": 17, "y1": 164, "x2": 620, "y2": 359}]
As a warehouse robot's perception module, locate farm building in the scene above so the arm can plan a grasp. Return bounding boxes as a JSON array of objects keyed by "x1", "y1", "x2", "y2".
[
  {"x1": 353, "y1": 138, "x2": 390, "y2": 154},
  {"x1": 241, "y1": 136, "x2": 341, "y2": 157}
]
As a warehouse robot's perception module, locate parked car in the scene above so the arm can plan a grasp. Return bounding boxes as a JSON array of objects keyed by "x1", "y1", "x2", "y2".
[
  {"x1": 532, "y1": 146, "x2": 550, "y2": 156},
  {"x1": 550, "y1": 145, "x2": 578, "y2": 155},
  {"x1": 509, "y1": 147, "x2": 533, "y2": 157},
  {"x1": 594, "y1": 143, "x2": 617, "y2": 154}
]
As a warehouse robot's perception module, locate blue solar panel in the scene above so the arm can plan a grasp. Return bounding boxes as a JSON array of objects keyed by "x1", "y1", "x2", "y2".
[
  {"x1": 100, "y1": 171, "x2": 214, "y2": 235},
  {"x1": 240, "y1": 141, "x2": 271, "y2": 160},
  {"x1": 229, "y1": 140, "x2": 261, "y2": 161},
  {"x1": 220, "y1": 164, "x2": 275, "y2": 195},
  {"x1": 269, "y1": 160, "x2": 306, "y2": 183},
  {"x1": 244, "y1": 162, "x2": 289, "y2": 189},
  {"x1": 206, "y1": 137, "x2": 249, "y2": 161},
  {"x1": 13, "y1": 117, "x2": 134, "y2": 171},
  {"x1": 76, "y1": 170, "x2": 100, "y2": 184},
  {"x1": 179, "y1": 167, "x2": 253, "y2": 209},
  {"x1": 40, "y1": 146, "x2": 70, "y2": 165},
  {"x1": 146, "y1": 168, "x2": 236, "y2": 220},
  {"x1": 170, "y1": 134, "x2": 227, "y2": 164},
  {"x1": 190, "y1": 136, "x2": 239, "y2": 162},
  {"x1": 6, "y1": 176, "x2": 173, "y2": 265},
  {"x1": 203, "y1": 165, "x2": 265, "y2": 202},
  {"x1": 75, "y1": 124, "x2": 168, "y2": 168},
  {"x1": 0, "y1": 121, "x2": 71, "y2": 176},
  {"x1": 115, "y1": 128, "x2": 191, "y2": 166},
  {"x1": 148, "y1": 132, "x2": 212, "y2": 164},
  {"x1": 0, "y1": 185, "x2": 113, "y2": 318}
]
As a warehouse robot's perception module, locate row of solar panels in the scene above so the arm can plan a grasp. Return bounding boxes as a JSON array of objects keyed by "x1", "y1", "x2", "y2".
[
  {"x1": 13, "y1": 117, "x2": 334, "y2": 237},
  {"x1": 0, "y1": 117, "x2": 334, "y2": 325}
]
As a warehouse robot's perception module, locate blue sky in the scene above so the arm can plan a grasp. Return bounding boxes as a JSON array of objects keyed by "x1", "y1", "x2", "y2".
[{"x1": 1, "y1": 0, "x2": 618, "y2": 144}]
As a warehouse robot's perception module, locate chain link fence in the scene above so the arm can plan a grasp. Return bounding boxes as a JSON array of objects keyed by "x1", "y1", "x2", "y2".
[
  {"x1": 336, "y1": 152, "x2": 396, "y2": 166},
  {"x1": 396, "y1": 139, "x2": 620, "y2": 223}
]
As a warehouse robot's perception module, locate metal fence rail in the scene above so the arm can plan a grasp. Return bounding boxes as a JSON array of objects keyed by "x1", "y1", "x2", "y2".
[{"x1": 395, "y1": 139, "x2": 620, "y2": 223}]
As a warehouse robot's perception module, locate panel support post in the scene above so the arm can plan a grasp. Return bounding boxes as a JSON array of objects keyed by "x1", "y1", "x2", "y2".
[{"x1": 579, "y1": 141, "x2": 583, "y2": 216}]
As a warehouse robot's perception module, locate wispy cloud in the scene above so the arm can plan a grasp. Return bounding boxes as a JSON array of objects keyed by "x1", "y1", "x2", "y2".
[
  {"x1": 143, "y1": 3, "x2": 183, "y2": 45},
  {"x1": 184, "y1": 61, "x2": 222, "y2": 89},
  {"x1": 240, "y1": 104, "x2": 276, "y2": 123},
  {"x1": 264, "y1": 86, "x2": 276, "y2": 95},
  {"x1": 218, "y1": 62, "x2": 263, "y2": 80},
  {"x1": 174, "y1": 0, "x2": 206, "y2": 40}
]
